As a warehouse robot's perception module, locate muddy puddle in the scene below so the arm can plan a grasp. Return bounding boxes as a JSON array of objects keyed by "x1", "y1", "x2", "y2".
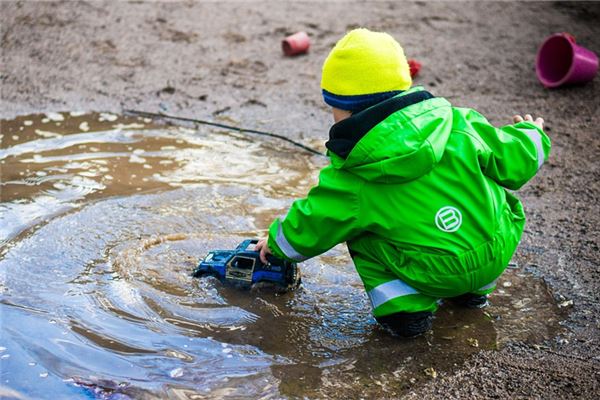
[{"x1": 0, "y1": 113, "x2": 563, "y2": 399}]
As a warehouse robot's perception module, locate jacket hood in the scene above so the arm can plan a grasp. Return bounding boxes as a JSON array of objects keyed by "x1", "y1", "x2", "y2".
[{"x1": 326, "y1": 87, "x2": 453, "y2": 183}]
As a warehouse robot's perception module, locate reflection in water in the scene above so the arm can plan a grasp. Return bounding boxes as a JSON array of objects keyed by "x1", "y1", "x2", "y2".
[{"x1": 0, "y1": 113, "x2": 562, "y2": 398}]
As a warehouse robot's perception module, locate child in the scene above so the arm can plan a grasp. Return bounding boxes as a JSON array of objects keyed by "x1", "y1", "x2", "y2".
[{"x1": 255, "y1": 28, "x2": 550, "y2": 337}]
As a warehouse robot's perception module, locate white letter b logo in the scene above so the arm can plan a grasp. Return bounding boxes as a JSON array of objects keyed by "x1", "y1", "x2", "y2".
[{"x1": 435, "y1": 206, "x2": 462, "y2": 232}]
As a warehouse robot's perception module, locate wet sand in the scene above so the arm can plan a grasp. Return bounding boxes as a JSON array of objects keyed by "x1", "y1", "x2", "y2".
[{"x1": 2, "y1": 1, "x2": 600, "y2": 399}]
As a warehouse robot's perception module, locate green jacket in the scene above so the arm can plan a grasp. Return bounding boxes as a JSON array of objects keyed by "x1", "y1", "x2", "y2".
[{"x1": 268, "y1": 87, "x2": 550, "y2": 297}]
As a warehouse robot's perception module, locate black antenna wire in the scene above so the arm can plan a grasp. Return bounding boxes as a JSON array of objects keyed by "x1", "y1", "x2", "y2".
[{"x1": 123, "y1": 109, "x2": 325, "y2": 156}]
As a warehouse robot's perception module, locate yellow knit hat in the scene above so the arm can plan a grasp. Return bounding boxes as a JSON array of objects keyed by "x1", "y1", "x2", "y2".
[{"x1": 321, "y1": 29, "x2": 412, "y2": 111}]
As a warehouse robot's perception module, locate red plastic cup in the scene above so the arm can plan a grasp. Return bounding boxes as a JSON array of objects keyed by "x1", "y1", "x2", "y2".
[
  {"x1": 536, "y1": 32, "x2": 599, "y2": 88},
  {"x1": 282, "y1": 31, "x2": 310, "y2": 56}
]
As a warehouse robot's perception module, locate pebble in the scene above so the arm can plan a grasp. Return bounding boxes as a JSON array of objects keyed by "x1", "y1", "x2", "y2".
[
  {"x1": 423, "y1": 367, "x2": 437, "y2": 378},
  {"x1": 169, "y1": 368, "x2": 184, "y2": 378},
  {"x1": 558, "y1": 299, "x2": 573, "y2": 308}
]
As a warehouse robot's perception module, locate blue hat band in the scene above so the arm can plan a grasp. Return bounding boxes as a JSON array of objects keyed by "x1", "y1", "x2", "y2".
[{"x1": 322, "y1": 89, "x2": 402, "y2": 112}]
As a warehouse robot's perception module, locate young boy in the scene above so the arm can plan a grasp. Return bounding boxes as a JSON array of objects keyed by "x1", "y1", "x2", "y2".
[{"x1": 255, "y1": 28, "x2": 550, "y2": 337}]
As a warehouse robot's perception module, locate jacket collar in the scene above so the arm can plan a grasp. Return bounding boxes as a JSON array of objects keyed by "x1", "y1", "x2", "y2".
[{"x1": 326, "y1": 87, "x2": 434, "y2": 159}]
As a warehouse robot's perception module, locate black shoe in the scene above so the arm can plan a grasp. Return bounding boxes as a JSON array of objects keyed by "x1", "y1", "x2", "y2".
[
  {"x1": 451, "y1": 293, "x2": 489, "y2": 309},
  {"x1": 376, "y1": 311, "x2": 433, "y2": 338}
]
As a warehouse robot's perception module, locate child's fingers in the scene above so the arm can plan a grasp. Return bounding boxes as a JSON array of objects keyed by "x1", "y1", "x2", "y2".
[
  {"x1": 535, "y1": 117, "x2": 545, "y2": 129},
  {"x1": 259, "y1": 248, "x2": 269, "y2": 264},
  {"x1": 514, "y1": 114, "x2": 545, "y2": 128}
]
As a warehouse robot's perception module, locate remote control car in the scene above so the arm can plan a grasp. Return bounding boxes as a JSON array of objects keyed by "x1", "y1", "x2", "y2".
[{"x1": 193, "y1": 239, "x2": 300, "y2": 289}]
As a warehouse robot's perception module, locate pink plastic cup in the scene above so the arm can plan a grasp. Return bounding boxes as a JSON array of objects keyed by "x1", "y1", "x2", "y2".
[
  {"x1": 282, "y1": 31, "x2": 310, "y2": 56},
  {"x1": 536, "y1": 32, "x2": 599, "y2": 88}
]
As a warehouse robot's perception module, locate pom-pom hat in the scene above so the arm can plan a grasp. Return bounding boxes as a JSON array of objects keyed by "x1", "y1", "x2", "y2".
[{"x1": 321, "y1": 28, "x2": 412, "y2": 112}]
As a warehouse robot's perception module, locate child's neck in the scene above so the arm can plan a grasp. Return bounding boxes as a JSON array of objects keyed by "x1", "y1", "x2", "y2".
[{"x1": 332, "y1": 108, "x2": 352, "y2": 123}]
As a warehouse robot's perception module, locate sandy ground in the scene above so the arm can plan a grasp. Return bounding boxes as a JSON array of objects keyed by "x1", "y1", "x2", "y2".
[{"x1": 2, "y1": 1, "x2": 600, "y2": 398}]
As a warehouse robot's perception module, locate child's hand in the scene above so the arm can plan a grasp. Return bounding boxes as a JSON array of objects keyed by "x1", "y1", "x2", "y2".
[
  {"x1": 513, "y1": 114, "x2": 544, "y2": 130},
  {"x1": 254, "y1": 238, "x2": 273, "y2": 264}
]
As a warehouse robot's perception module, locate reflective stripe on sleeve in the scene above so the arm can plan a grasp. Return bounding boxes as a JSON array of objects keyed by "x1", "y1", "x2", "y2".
[
  {"x1": 521, "y1": 128, "x2": 545, "y2": 169},
  {"x1": 275, "y1": 223, "x2": 308, "y2": 262},
  {"x1": 368, "y1": 279, "x2": 419, "y2": 309}
]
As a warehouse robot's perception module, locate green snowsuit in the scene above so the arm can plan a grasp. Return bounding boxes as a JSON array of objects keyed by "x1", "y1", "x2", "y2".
[{"x1": 268, "y1": 87, "x2": 551, "y2": 317}]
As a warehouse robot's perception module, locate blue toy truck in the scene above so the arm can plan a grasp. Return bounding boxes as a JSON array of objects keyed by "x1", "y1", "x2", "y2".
[{"x1": 193, "y1": 239, "x2": 300, "y2": 289}]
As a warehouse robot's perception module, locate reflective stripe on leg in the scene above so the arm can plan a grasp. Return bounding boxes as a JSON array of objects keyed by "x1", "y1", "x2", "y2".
[
  {"x1": 473, "y1": 279, "x2": 498, "y2": 296},
  {"x1": 368, "y1": 279, "x2": 419, "y2": 309},
  {"x1": 478, "y1": 280, "x2": 497, "y2": 292},
  {"x1": 373, "y1": 293, "x2": 440, "y2": 317}
]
